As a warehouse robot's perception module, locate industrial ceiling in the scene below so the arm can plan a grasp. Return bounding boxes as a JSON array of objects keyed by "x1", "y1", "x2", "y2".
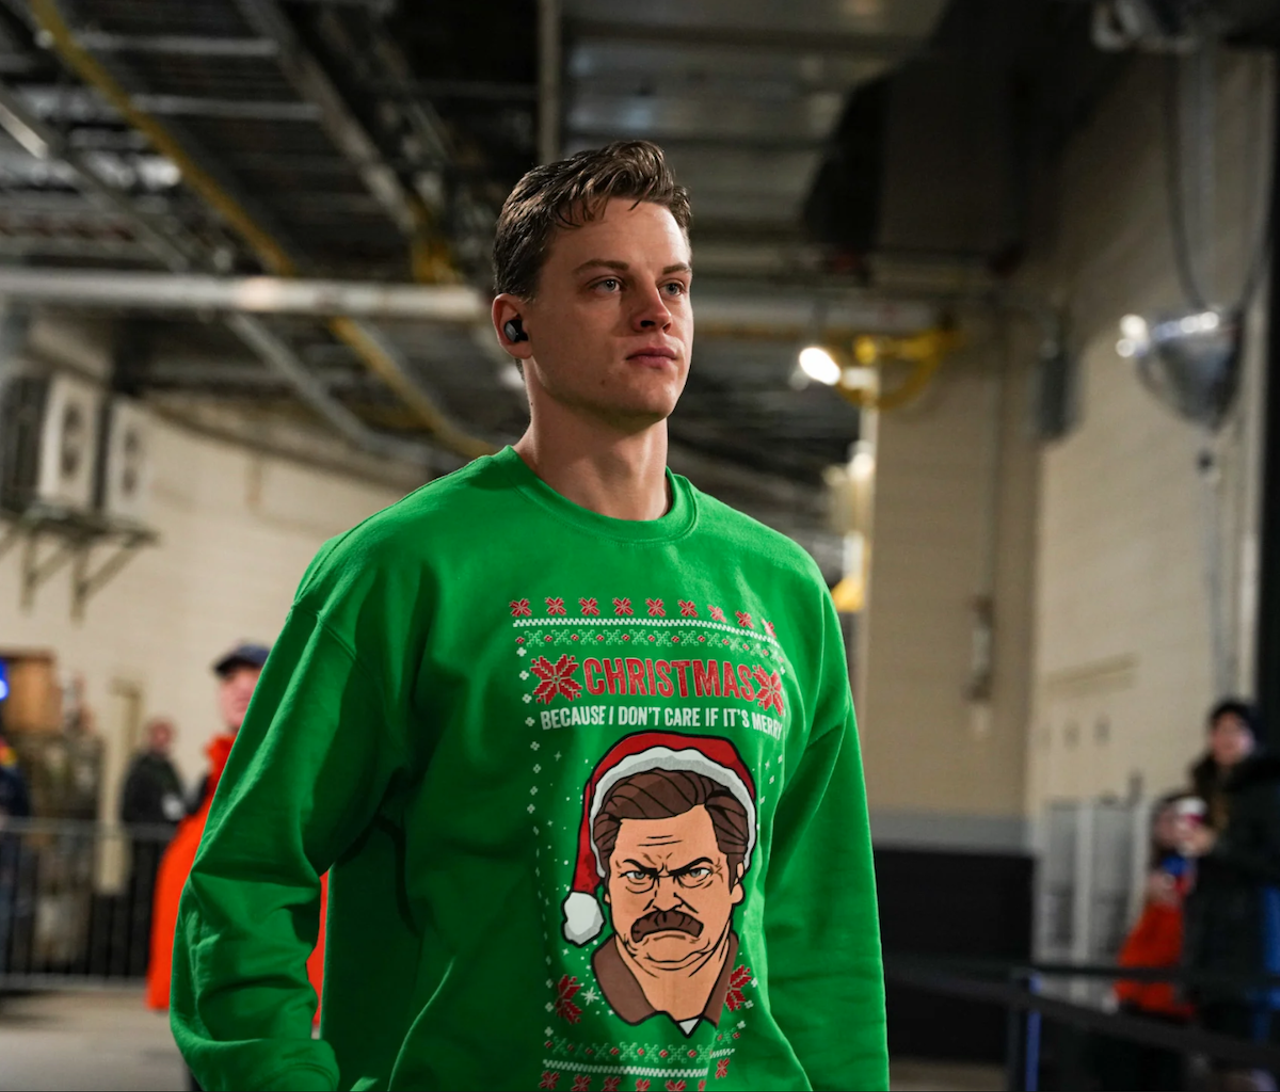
[{"x1": 0, "y1": 0, "x2": 1118, "y2": 546}]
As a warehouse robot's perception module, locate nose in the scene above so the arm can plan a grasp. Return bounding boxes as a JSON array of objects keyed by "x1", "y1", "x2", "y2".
[
  {"x1": 630, "y1": 283, "x2": 672, "y2": 333},
  {"x1": 652, "y1": 875, "x2": 685, "y2": 910}
]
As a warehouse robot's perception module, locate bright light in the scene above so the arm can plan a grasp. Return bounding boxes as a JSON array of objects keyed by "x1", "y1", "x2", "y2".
[
  {"x1": 798, "y1": 346, "x2": 841, "y2": 386},
  {"x1": 1120, "y1": 314, "x2": 1149, "y2": 340},
  {"x1": 1116, "y1": 337, "x2": 1137, "y2": 358},
  {"x1": 0, "y1": 678, "x2": 7, "y2": 701},
  {"x1": 850, "y1": 450, "x2": 876, "y2": 481},
  {"x1": 841, "y1": 366, "x2": 879, "y2": 392}
]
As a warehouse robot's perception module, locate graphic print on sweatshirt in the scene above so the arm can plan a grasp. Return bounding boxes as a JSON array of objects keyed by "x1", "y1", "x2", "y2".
[{"x1": 510, "y1": 591, "x2": 791, "y2": 1090}]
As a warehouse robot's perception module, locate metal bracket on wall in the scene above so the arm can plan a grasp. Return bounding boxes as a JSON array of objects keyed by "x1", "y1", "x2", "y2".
[{"x1": 0, "y1": 507, "x2": 158, "y2": 619}]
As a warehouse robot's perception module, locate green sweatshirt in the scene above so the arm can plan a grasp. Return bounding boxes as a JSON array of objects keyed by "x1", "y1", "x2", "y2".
[{"x1": 171, "y1": 446, "x2": 886, "y2": 1092}]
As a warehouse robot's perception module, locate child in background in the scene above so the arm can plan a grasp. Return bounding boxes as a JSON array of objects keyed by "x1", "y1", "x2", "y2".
[{"x1": 1100, "y1": 793, "x2": 1198, "y2": 1091}]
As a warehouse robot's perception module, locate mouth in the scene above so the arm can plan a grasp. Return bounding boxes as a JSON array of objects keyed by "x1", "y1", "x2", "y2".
[{"x1": 626, "y1": 345, "x2": 679, "y2": 369}]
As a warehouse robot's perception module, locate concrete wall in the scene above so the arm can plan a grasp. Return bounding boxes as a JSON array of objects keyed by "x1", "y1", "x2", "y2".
[
  {"x1": 860, "y1": 314, "x2": 1040, "y2": 851},
  {"x1": 0, "y1": 406, "x2": 405, "y2": 825},
  {"x1": 1026, "y1": 52, "x2": 1272, "y2": 810}
]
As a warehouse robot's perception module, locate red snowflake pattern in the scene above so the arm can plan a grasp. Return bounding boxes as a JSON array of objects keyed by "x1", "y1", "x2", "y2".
[
  {"x1": 546, "y1": 597, "x2": 567, "y2": 615},
  {"x1": 510, "y1": 599, "x2": 532, "y2": 617},
  {"x1": 725, "y1": 964, "x2": 753, "y2": 1011},
  {"x1": 716, "y1": 1058, "x2": 731, "y2": 1079},
  {"x1": 763, "y1": 620, "x2": 776, "y2": 638},
  {"x1": 679, "y1": 600, "x2": 698, "y2": 617},
  {"x1": 709, "y1": 606, "x2": 726, "y2": 622},
  {"x1": 580, "y1": 598, "x2": 600, "y2": 616},
  {"x1": 646, "y1": 598, "x2": 666, "y2": 617},
  {"x1": 699, "y1": 1083, "x2": 706, "y2": 1092},
  {"x1": 554, "y1": 975, "x2": 584, "y2": 1023},
  {"x1": 572, "y1": 1077, "x2": 591, "y2": 1092},
  {"x1": 613, "y1": 598, "x2": 633, "y2": 616},
  {"x1": 635, "y1": 1081, "x2": 651, "y2": 1092},
  {"x1": 531, "y1": 656, "x2": 583, "y2": 705},
  {"x1": 735, "y1": 611, "x2": 753, "y2": 628},
  {"x1": 540, "y1": 1073, "x2": 560, "y2": 1090},
  {"x1": 603, "y1": 1079, "x2": 621, "y2": 1092},
  {"x1": 753, "y1": 668, "x2": 785, "y2": 716},
  {"x1": 665, "y1": 1082, "x2": 687, "y2": 1091}
]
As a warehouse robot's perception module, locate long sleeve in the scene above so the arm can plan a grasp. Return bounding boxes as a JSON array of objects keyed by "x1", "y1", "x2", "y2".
[
  {"x1": 170, "y1": 598, "x2": 414, "y2": 1092},
  {"x1": 764, "y1": 595, "x2": 887, "y2": 1091},
  {"x1": 1211, "y1": 780, "x2": 1280, "y2": 884}
]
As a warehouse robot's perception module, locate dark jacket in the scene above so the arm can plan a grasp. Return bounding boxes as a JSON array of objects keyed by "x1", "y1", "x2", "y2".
[
  {"x1": 120, "y1": 752, "x2": 184, "y2": 828},
  {"x1": 1184, "y1": 751, "x2": 1280, "y2": 1007}
]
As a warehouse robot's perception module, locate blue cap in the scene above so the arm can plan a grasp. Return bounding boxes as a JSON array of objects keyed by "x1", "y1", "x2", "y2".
[{"x1": 213, "y1": 642, "x2": 270, "y2": 678}]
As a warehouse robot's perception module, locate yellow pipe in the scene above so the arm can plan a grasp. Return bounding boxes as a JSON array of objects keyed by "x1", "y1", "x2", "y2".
[{"x1": 30, "y1": 0, "x2": 495, "y2": 459}]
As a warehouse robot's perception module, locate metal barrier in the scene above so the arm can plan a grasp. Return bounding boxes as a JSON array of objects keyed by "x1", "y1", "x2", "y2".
[
  {"x1": 0, "y1": 818, "x2": 174, "y2": 989},
  {"x1": 886, "y1": 954, "x2": 1280, "y2": 1091}
]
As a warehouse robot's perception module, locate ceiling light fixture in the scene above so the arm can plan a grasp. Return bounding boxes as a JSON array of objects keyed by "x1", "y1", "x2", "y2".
[
  {"x1": 1117, "y1": 308, "x2": 1241, "y2": 429},
  {"x1": 798, "y1": 345, "x2": 841, "y2": 386}
]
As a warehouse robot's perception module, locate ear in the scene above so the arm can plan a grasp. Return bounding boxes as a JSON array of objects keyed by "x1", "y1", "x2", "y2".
[
  {"x1": 492, "y1": 293, "x2": 533, "y2": 360},
  {"x1": 730, "y1": 863, "x2": 745, "y2": 905}
]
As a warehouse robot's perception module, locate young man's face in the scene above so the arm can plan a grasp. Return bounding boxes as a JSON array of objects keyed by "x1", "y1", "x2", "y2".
[{"x1": 508, "y1": 198, "x2": 693, "y2": 429}]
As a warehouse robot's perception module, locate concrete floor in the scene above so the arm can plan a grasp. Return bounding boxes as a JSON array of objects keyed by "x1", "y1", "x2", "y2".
[{"x1": 0, "y1": 989, "x2": 1005, "y2": 1091}]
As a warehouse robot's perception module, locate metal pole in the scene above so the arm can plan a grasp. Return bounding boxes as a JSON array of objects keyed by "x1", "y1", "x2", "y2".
[
  {"x1": 1254, "y1": 54, "x2": 1280, "y2": 742},
  {"x1": 538, "y1": 0, "x2": 561, "y2": 164}
]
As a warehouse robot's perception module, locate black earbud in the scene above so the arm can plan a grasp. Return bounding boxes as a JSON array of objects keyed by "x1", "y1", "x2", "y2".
[{"x1": 504, "y1": 317, "x2": 528, "y2": 343}]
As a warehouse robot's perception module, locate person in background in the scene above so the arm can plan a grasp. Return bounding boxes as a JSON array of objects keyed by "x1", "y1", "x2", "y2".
[
  {"x1": 147, "y1": 644, "x2": 325, "y2": 1092},
  {"x1": 1184, "y1": 699, "x2": 1280, "y2": 1092},
  {"x1": 0, "y1": 734, "x2": 31, "y2": 980},
  {"x1": 1100, "y1": 792, "x2": 1197, "y2": 1091},
  {"x1": 121, "y1": 717, "x2": 185, "y2": 975}
]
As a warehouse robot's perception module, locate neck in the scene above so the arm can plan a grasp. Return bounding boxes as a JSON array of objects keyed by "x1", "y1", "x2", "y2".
[{"x1": 514, "y1": 402, "x2": 671, "y2": 521}]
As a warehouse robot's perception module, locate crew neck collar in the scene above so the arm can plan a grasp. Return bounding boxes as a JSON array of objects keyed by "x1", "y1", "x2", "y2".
[{"x1": 494, "y1": 446, "x2": 697, "y2": 544}]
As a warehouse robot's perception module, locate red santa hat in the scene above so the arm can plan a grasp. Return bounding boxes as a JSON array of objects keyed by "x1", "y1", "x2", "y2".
[{"x1": 562, "y1": 731, "x2": 757, "y2": 946}]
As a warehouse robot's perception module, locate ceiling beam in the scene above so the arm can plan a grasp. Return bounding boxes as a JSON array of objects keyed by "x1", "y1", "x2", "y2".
[
  {"x1": 569, "y1": 18, "x2": 924, "y2": 59},
  {"x1": 230, "y1": 0, "x2": 420, "y2": 236},
  {"x1": 72, "y1": 32, "x2": 279, "y2": 58}
]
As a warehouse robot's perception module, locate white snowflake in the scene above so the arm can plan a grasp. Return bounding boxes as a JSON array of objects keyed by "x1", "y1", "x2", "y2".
[
  {"x1": 533, "y1": 827, "x2": 539, "y2": 835},
  {"x1": 737, "y1": 1020, "x2": 747, "y2": 1029},
  {"x1": 545, "y1": 1026, "x2": 553, "y2": 1036},
  {"x1": 530, "y1": 740, "x2": 539, "y2": 748},
  {"x1": 530, "y1": 786, "x2": 538, "y2": 795},
  {"x1": 534, "y1": 764, "x2": 542, "y2": 773},
  {"x1": 523, "y1": 694, "x2": 532, "y2": 703},
  {"x1": 546, "y1": 979, "x2": 553, "y2": 988},
  {"x1": 545, "y1": 1002, "x2": 554, "y2": 1012},
  {"x1": 769, "y1": 776, "x2": 775, "y2": 784},
  {"x1": 527, "y1": 804, "x2": 535, "y2": 813},
  {"x1": 520, "y1": 671, "x2": 530, "y2": 680},
  {"x1": 518, "y1": 648, "x2": 527, "y2": 657},
  {"x1": 581, "y1": 986, "x2": 600, "y2": 1005},
  {"x1": 751, "y1": 978, "x2": 759, "y2": 987},
  {"x1": 745, "y1": 1000, "x2": 754, "y2": 1009},
  {"x1": 555, "y1": 752, "x2": 562, "y2": 760}
]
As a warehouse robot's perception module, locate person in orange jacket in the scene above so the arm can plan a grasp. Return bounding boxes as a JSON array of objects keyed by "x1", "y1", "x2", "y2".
[
  {"x1": 1100, "y1": 793, "x2": 1197, "y2": 1091},
  {"x1": 147, "y1": 644, "x2": 327, "y2": 1091}
]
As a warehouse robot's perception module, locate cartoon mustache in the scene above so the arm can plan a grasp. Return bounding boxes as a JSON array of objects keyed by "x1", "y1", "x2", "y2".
[{"x1": 631, "y1": 909, "x2": 704, "y2": 942}]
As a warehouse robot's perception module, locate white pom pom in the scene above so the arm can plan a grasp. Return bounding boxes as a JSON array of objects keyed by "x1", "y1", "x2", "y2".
[{"x1": 562, "y1": 892, "x2": 605, "y2": 945}]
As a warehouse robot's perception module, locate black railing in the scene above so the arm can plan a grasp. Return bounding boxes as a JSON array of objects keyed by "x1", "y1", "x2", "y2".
[
  {"x1": 885, "y1": 954, "x2": 1280, "y2": 1091},
  {"x1": 0, "y1": 818, "x2": 174, "y2": 988}
]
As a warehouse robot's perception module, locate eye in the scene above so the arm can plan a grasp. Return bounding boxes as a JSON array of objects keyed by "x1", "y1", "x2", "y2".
[
  {"x1": 682, "y1": 866, "x2": 712, "y2": 881},
  {"x1": 594, "y1": 277, "x2": 621, "y2": 293},
  {"x1": 663, "y1": 281, "x2": 687, "y2": 298},
  {"x1": 623, "y1": 869, "x2": 651, "y2": 883}
]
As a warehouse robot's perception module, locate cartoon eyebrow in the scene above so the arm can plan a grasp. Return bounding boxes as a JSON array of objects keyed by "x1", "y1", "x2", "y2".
[
  {"x1": 620, "y1": 859, "x2": 660, "y2": 878},
  {"x1": 669, "y1": 858, "x2": 715, "y2": 880}
]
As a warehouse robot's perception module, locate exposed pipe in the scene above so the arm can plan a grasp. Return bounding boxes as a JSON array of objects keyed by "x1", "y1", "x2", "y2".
[
  {"x1": 0, "y1": 268, "x2": 486, "y2": 321},
  {"x1": 28, "y1": 0, "x2": 493, "y2": 459}
]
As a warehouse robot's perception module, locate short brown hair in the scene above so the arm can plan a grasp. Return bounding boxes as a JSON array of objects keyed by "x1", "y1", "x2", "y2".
[
  {"x1": 493, "y1": 140, "x2": 691, "y2": 298},
  {"x1": 593, "y1": 769, "x2": 749, "y2": 885}
]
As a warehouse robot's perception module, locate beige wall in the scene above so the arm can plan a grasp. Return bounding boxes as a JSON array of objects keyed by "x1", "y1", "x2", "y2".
[
  {"x1": 860, "y1": 313, "x2": 1040, "y2": 849},
  {"x1": 0, "y1": 410, "x2": 405, "y2": 823},
  {"x1": 1026, "y1": 53, "x2": 1272, "y2": 811}
]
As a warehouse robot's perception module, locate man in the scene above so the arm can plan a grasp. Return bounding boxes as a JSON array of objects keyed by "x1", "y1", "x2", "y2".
[
  {"x1": 1184, "y1": 700, "x2": 1280, "y2": 1092},
  {"x1": 172, "y1": 141, "x2": 886, "y2": 1091},
  {"x1": 567, "y1": 732, "x2": 755, "y2": 1035},
  {"x1": 147, "y1": 644, "x2": 268, "y2": 1011},
  {"x1": 120, "y1": 717, "x2": 185, "y2": 974}
]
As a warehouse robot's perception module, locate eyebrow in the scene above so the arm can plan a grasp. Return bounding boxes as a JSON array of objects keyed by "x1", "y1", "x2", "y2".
[{"x1": 572, "y1": 259, "x2": 693, "y2": 276}]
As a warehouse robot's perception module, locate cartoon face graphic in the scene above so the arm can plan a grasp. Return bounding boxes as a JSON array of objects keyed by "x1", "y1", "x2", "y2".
[{"x1": 562, "y1": 734, "x2": 756, "y2": 1036}]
